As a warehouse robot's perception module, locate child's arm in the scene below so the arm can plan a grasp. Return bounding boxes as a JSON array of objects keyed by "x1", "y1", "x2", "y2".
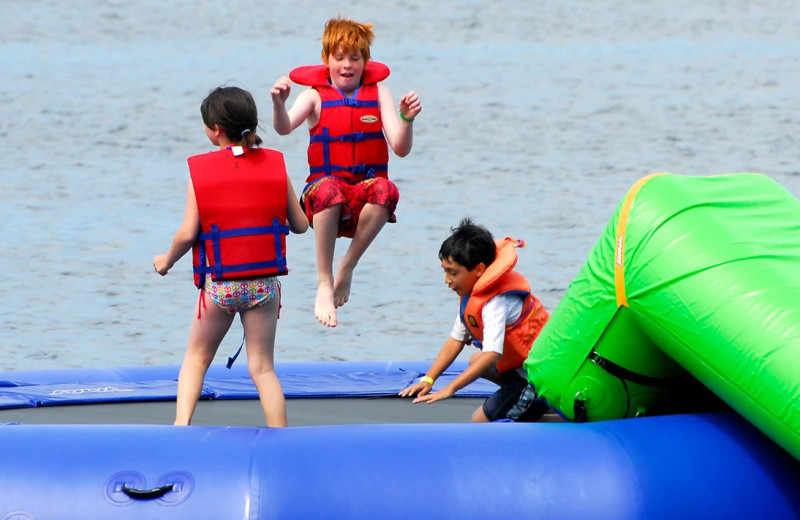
[
  {"x1": 417, "y1": 295, "x2": 520, "y2": 402},
  {"x1": 271, "y1": 77, "x2": 319, "y2": 135},
  {"x1": 398, "y1": 337, "x2": 464, "y2": 398},
  {"x1": 378, "y1": 86, "x2": 421, "y2": 157},
  {"x1": 153, "y1": 181, "x2": 200, "y2": 275},
  {"x1": 413, "y1": 350, "x2": 501, "y2": 404},
  {"x1": 285, "y1": 175, "x2": 309, "y2": 234}
]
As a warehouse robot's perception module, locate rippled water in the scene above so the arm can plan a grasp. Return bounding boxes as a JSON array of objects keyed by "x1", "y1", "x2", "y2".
[{"x1": 1, "y1": 0, "x2": 798, "y2": 370}]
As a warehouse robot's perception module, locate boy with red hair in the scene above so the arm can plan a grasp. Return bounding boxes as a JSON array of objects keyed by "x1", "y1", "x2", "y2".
[{"x1": 271, "y1": 16, "x2": 422, "y2": 328}]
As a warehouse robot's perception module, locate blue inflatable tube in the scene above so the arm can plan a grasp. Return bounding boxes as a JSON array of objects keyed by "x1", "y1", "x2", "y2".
[
  {"x1": 0, "y1": 415, "x2": 798, "y2": 519},
  {"x1": 1, "y1": 361, "x2": 799, "y2": 519}
]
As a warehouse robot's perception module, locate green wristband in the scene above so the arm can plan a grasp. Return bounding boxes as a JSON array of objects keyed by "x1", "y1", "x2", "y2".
[{"x1": 399, "y1": 111, "x2": 415, "y2": 123}]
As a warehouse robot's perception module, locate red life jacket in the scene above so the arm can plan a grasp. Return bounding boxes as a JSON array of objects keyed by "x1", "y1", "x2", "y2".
[
  {"x1": 189, "y1": 147, "x2": 290, "y2": 289},
  {"x1": 289, "y1": 61, "x2": 391, "y2": 184},
  {"x1": 460, "y1": 238, "x2": 550, "y2": 374}
]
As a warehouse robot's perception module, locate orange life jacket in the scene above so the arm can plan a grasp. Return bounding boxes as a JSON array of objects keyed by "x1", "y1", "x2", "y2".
[
  {"x1": 289, "y1": 61, "x2": 390, "y2": 185},
  {"x1": 189, "y1": 147, "x2": 289, "y2": 289},
  {"x1": 460, "y1": 238, "x2": 550, "y2": 374}
]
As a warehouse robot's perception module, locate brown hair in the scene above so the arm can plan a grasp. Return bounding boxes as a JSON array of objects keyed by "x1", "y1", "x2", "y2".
[{"x1": 200, "y1": 86, "x2": 262, "y2": 147}]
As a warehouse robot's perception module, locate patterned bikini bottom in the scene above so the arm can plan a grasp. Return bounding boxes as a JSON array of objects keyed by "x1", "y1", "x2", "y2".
[{"x1": 204, "y1": 276, "x2": 280, "y2": 314}]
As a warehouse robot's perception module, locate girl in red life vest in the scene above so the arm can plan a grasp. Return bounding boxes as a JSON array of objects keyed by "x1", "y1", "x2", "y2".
[
  {"x1": 270, "y1": 15, "x2": 422, "y2": 328},
  {"x1": 153, "y1": 86, "x2": 308, "y2": 427}
]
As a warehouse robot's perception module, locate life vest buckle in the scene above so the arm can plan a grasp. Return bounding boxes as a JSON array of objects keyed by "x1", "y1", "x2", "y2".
[
  {"x1": 340, "y1": 132, "x2": 366, "y2": 142},
  {"x1": 347, "y1": 164, "x2": 375, "y2": 178}
]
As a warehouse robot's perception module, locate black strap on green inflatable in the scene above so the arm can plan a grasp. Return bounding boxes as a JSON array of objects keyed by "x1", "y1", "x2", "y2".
[
  {"x1": 573, "y1": 394, "x2": 588, "y2": 423},
  {"x1": 589, "y1": 351, "x2": 674, "y2": 387}
]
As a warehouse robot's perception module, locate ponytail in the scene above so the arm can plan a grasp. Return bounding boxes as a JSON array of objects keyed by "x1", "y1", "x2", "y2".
[{"x1": 240, "y1": 128, "x2": 263, "y2": 148}]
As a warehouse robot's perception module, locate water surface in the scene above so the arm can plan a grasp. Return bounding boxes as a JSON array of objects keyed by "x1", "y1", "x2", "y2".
[{"x1": 1, "y1": 0, "x2": 798, "y2": 370}]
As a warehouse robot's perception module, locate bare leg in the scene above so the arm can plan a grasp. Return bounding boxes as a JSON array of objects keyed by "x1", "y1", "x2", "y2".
[
  {"x1": 175, "y1": 292, "x2": 235, "y2": 425},
  {"x1": 333, "y1": 203, "x2": 390, "y2": 307},
  {"x1": 240, "y1": 295, "x2": 286, "y2": 427},
  {"x1": 312, "y1": 205, "x2": 342, "y2": 327},
  {"x1": 472, "y1": 405, "x2": 490, "y2": 423}
]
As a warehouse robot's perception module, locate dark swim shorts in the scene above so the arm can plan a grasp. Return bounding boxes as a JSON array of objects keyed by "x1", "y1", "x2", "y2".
[{"x1": 483, "y1": 371, "x2": 549, "y2": 422}]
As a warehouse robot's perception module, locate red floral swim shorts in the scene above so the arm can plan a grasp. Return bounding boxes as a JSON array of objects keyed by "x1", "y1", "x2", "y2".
[{"x1": 301, "y1": 176, "x2": 399, "y2": 238}]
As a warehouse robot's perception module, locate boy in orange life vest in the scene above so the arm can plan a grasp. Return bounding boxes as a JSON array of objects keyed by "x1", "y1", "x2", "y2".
[
  {"x1": 399, "y1": 218, "x2": 551, "y2": 422},
  {"x1": 270, "y1": 15, "x2": 422, "y2": 328}
]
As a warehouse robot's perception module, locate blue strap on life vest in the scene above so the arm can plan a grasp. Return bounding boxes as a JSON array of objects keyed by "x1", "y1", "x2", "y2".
[
  {"x1": 320, "y1": 98, "x2": 380, "y2": 108},
  {"x1": 319, "y1": 85, "x2": 379, "y2": 109},
  {"x1": 309, "y1": 126, "x2": 386, "y2": 179},
  {"x1": 307, "y1": 163, "x2": 386, "y2": 180},
  {"x1": 193, "y1": 218, "x2": 290, "y2": 280},
  {"x1": 309, "y1": 130, "x2": 385, "y2": 143},
  {"x1": 504, "y1": 290, "x2": 534, "y2": 330},
  {"x1": 458, "y1": 295, "x2": 483, "y2": 349}
]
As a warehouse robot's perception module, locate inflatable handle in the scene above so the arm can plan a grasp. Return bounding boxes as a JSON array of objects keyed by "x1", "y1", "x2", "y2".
[{"x1": 122, "y1": 483, "x2": 175, "y2": 500}]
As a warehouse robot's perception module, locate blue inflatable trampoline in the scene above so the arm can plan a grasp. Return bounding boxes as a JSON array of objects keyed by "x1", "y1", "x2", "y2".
[{"x1": 1, "y1": 361, "x2": 799, "y2": 519}]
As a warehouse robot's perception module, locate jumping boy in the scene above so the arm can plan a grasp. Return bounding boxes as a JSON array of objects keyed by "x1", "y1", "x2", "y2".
[
  {"x1": 399, "y1": 218, "x2": 551, "y2": 422},
  {"x1": 271, "y1": 16, "x2": 422, "y2": 328}
]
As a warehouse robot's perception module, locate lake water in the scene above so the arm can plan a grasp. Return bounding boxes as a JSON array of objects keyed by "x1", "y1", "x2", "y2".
[{"x1": 1, "y1": 0, "x2": 798, "y2": 370}]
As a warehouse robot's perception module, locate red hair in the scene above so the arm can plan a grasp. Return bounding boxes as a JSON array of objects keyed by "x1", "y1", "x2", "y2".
[{"x1": 321, "y1": 16, "x2": 375, "y2": 64}]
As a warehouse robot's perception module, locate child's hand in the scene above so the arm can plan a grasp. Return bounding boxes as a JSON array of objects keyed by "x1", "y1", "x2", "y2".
[
  {"x1": 271, "y1": 77, "x2": 292, "y2": 105},
  {"x1": 398, "y1": 381, "x2": 431, "y2": 398},
  {"x1": 153, "y1": 254, "x2": 172, "y2": 276},
  {"x1": 398, "y1": 90, "x2": 422, "y2": 121},
  {"x1": 413, "y1": 385, "x2": 454, "y2": 404}
]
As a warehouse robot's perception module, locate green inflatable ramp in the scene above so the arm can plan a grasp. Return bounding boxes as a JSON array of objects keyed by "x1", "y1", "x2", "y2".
[{"x1": 525, "y1": 173, "x2": 800, "y2": 460}]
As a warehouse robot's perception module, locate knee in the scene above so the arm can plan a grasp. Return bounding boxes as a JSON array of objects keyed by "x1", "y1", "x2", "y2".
[
  {"x1": 366, "y1": 179, "x2": 399, "y2": 209},
  {"x1": 248, "y1": 359, "x2": 275, "y2": 379},
  {"x1": 471, "y1": 406, "x2": 489, "y2": 423},
  {"x1": 185, "y1": 348, "x2": 215, "y2": 368},
  {"x1": 374, "y1": 177, "x2": 398, "y2": 193}
]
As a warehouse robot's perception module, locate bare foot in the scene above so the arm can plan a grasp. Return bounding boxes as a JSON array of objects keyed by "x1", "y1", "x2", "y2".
[
  {"x1": 333, "y1": 266, "x2": 353, "y2": 308},
  {"x1": 315, "y1": 283, "x2": 338, "y2": 327}
]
